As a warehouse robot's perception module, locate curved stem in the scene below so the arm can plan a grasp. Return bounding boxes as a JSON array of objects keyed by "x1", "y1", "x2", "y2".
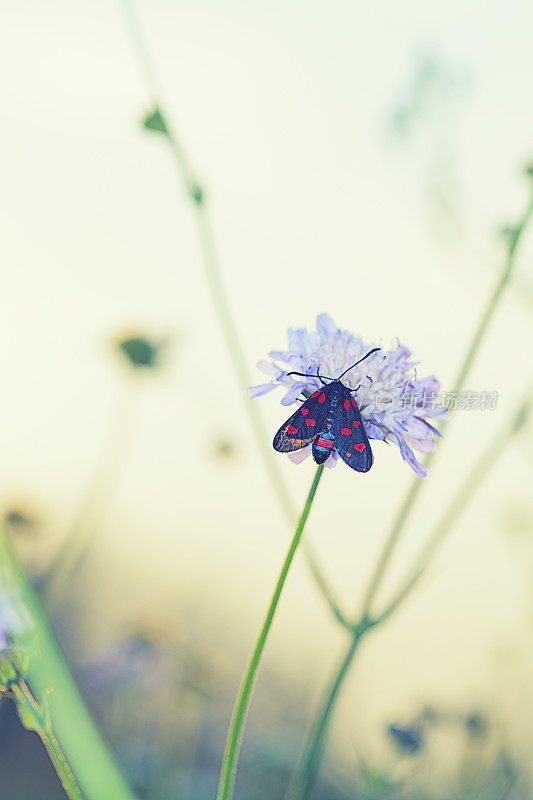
[
  {"x1": 359, "y1": 185, "x2": 533, "y2": 618},
  {"x1": 12, "y1": 680, "x2": 84, "y2": 800},
  {"x1": 284, "y1": 630, "x2": 364, "y2": 800},
  {"x1": 376, "y1": 383, "x2": 533, "y2": 623},
  {"x1": 118, "y1": 0, "x2": 349, "y2": 630},
  {"x1": 217, "y1": 465, "x2": 325, "y2": 800},
  {"x1": 0, "y1": 526, "x2": 136, "y2": 800}
]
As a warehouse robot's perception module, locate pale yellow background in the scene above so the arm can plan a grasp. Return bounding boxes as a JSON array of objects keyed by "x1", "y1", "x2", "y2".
[{"x1": 2, "y1": 0, "x2": 533, "y2": 777}]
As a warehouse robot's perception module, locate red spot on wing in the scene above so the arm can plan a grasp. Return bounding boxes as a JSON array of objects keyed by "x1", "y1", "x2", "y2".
[
  {"x1": 305, "y1": 418, "x2": 316, "y2": 427},
  {"x1": 316, "y1": 437, "x2": 334, "y2": 449},
  {"x1": 301, "y1": 408, "x2": 309, "y2": 415},
  {"x1": 287, "y1": 425, "x2": 297, "y2": 435},
  {"x1": 353, "y1": 420, "x2": 360, "y2": 429},
  {"x1": 341, "y1": 427, "x2": 351, "y2": 435},
  {"x1": 343, "y1": 399, "x2": 350, "y2": 410},
  {"x1": 351, "y1": 398, "x2": 358, "y2": 408},
  {"x1": 353, "y1": 443, "x2": 366, "y2": 452},
  {"x1": 311, "y1": 390, "x2": 320, "y2": 397},
  {"x1": 346, "y1": 452, "x2": 352, "y2": 457},
  {"x1": 319, "y1": 393, "x2": 326, "y2": 403}
]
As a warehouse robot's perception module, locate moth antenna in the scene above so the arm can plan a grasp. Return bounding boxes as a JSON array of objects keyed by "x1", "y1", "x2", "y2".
[
  {"x1": 337, "y1": 348, "x2": 381, "y2": 381},
  {"x1": 286, "y1": 369, "x2": 334, "y2": 385}
]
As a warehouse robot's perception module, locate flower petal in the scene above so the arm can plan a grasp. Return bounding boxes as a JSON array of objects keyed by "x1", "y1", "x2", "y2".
[
  {"x1": 248, "y1": 383, "x2": 277, "y2": 399},
  {"x1": 257, "y1": 360, "x2": 285, "y2": 379},
  {"x1": 325, "y1": 449, "x2": 339, "y2": 468},
  {"x1": 316, "y1": 313, "x2": 337, "y2": 340},
  {"x1": 394, "y1": 433, "x2": 428, "y2": 478},
  {"x1": 281, "y1": 382, "x2": 306, "y2": 406},
  {"x1": 365, "y1": 421, "x2": 385, "y2": 440},
  {"x1": 268, "y1": 350, "x2": 291, "y2": 361},
  {"x1": 287, "y1": 445, "x2": 312, "y2": 464}
]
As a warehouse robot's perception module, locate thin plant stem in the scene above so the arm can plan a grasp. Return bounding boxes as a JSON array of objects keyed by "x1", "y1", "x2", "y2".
[
  {"x1": 42, "y1": 377, "x2": 139, "y2": 608},
  {"x1": 376, "y1": 384, "x2": 533, "y2": 624},
  {"x1": 0, "y1": 525, "x2": 137, "y2": 800},
  {"x1": 216, "y1": 464, "x2": 325, "y2": 800},
  {"x1": 286, "y1": 184, "x2": 533, "y2": 800},
  {"x1": 118, "y1": 0, "x2": 349, "y2": 630},
  {"x1": 284, "y1": 627, "x2": 366, "y2": 800},
  {"x1": 359, "y1": 184, "x2": 533, "y2": 619},
  {"x1": 12, "y1": 680, "x2": 84, "y2": 800}
]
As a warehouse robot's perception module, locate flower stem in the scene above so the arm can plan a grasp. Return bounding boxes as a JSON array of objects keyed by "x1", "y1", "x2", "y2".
[
  {"x1": 12, "y1": 680, "x2": 84, "y2": 800},
  {"x1": 284, "y1": 627, "x2": 367, "y2": 800},
  {"x1": 216, "y1": 464, "x2": 325, "y2": 800},
  {"x1": 119, "y1": 0, "x2": 349, "y2": 630},
  {"x1": 0, "y1": 525, "x2": 136, "y2": 800},
  {"x1": 376, "y1": 382, "x2": 533, "y2": 623},
  {"x1": 359, "y1": 182, "x2": 533, "y2": 619},
  {"x1": 286, "y1": 181, "x2": 533, "y2": 800}
]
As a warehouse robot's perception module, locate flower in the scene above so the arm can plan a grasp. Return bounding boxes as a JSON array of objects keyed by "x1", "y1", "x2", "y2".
[{"x1": 249, "y1": 313, "x2": 446, "y2": 477}]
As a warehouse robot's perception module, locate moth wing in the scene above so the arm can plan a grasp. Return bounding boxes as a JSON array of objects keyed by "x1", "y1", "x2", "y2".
[
  {"x1": 273, "y1": 389, "x2": 330, "y2": 453},
  {"x1": 334, "y1": 387, "x2": 373, "y2": 472}
]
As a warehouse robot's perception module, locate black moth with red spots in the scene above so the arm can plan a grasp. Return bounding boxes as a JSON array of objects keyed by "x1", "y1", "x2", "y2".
[{"x1": 273, "y1": 379, "x2": 373, "y2": 473}]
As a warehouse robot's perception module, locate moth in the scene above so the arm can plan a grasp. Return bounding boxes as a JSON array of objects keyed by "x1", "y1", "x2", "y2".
[{"x1": 273, "y1": 349, "x2": 380, "y2": 473}]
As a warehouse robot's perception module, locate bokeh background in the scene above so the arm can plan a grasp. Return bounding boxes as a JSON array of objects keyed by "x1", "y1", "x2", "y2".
[{"x1": 1, "y1": 0, "x2": 533, "y2": 797}]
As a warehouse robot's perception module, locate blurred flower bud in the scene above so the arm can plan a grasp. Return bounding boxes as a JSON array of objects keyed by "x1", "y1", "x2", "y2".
[
  {"x1": 387, "y1": 722, "x2": 424, "y2": 755},
  {"x1": 464, "y1": 711, "x2": 488, "y2": 740},
  {"x1": 114, "y1": 331, "x2": 168, "y2": 370},
  {"x1": 188, "y1": 182, "x2": 204, "y2": 205},
  {"x1": 142, "y1": 107, "x2": 168, "y2": 135},
  {"x1": 3, "y1": 501, "x2": 42, "y2": 537},
  {"x1": 418, "y1": 705, "x2": 439, "y2": 724},
  {"x1": 213, "y1": 438, "x2": 238, "y2": 461}
]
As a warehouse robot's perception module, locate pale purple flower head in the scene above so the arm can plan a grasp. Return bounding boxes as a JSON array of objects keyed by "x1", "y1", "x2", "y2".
[{"x1": 249, "y1": 313, "x2": 446, "y2": 477}]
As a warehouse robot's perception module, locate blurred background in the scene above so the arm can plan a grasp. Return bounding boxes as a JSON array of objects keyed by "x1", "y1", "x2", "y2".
[{"x1": 1, "y1": 0, "x2": 533, "y2": 797}]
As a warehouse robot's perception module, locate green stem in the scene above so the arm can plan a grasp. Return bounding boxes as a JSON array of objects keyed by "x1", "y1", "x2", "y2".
[
  {"x1": 288, "y1": 182, "x2": 533, "y2": 800},
  {"x1": 119, "y1": 0, "x2": 350, "y2": 630},
  {"x1": 12, "y1": 680, "x2": 84, "y2": 800},
  {"x1": 359, "y1": 184, "x2": 533, "y2": 618},
  {"x1": 216, "y1": 465, "x2": 325, "y2": 800},
  {"x1": 0, "y1": 526, "x2": 136, "y2": 800},
  {"x1": 377, "y1": 384, "x2": 533, "y2": 623},
  {"x1": 285, "y1": 628, "x2": 367, "y2": 800}
]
